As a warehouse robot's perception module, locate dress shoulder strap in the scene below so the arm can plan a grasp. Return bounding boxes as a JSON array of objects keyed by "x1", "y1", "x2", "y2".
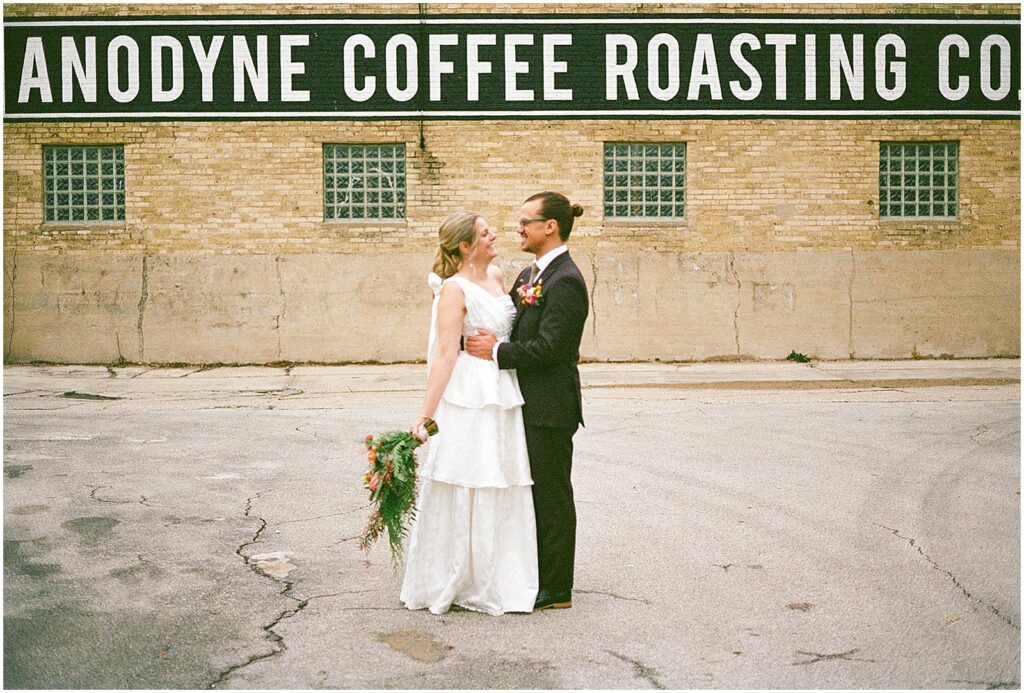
[{"x1": 443, "y1": 275, "x2": 475, "y2": 299}]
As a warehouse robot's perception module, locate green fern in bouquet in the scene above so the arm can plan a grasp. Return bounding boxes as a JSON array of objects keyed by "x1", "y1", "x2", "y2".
[{"x1": 359, "y1": 426, "x2": 435, "y2": 564}]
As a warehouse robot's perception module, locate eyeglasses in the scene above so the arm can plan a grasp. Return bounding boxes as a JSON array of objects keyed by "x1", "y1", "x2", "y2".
[{"x1": 518, "y1": 217, "x2": 548, "y2": 227}]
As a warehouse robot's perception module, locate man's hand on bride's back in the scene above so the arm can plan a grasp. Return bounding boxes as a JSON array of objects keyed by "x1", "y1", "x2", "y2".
[{"x1": 465, "y1": 329, "x2": 497, "y2": 360}]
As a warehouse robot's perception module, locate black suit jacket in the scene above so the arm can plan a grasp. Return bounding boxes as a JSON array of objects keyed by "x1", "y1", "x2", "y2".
[{"x1": 497, "y1": 250, "x2": 588, "y2": 429}]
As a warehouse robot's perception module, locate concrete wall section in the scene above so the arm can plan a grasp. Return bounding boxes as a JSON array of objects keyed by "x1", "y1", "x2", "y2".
[
  {"x1": 734, "y1": 252, "x2": 855, "y2": 361},
  {"x1": 4, "y1": 251, "x2": 145, "y2": 364},
  {"x1": 4, "y1": 249, "x2": 1017, "y2": 364},
  {"x1": 274, "y1": 252, "x2": 436, "y2": 363},
  {"x1": 851, "y1": 250, "x2": 1020, "y2": 359}
]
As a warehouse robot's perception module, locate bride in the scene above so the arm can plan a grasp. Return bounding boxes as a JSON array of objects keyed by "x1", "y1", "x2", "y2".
[{"x1": 402, "y1": 211, "x2": 538, "y2": 615}]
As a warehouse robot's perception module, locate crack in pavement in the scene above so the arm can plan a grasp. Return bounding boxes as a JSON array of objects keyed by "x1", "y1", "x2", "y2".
[
  {"x1": 210, "y1": 492, "x2": 365, "y2": 688},
  {"x1": 275, "y1": 507, "x2": 363, "y2": 526},
  {"x1": 607, "y1": 650, "x2": 667, "y2": 689},
  {"x1": 575, "y1": 589, "x2": 651, "y2": 605},
  {"x1": 793, "y1": 648, "x2": 875, "y2": 665},
  {"x1": 209, "y1": 490, "x2": 283, "y2": 688},
  {"x1": 970, "y1": 424, "x2": 990, "y2": 445},
  {"x1": 294, "y1": 422, "x2": 347, "y2": 452},
  {"x1": 877, "y1": 524, "x2": 1020, "y2": 632},
  {"x1": 86, "y1": 484, "x2": 155, "y2": 506},
  {"x1": 948, "y1": 679, "x2": 1021, "y2": 689}
]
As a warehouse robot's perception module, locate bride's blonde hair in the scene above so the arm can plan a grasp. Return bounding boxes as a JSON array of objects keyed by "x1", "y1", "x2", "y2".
[{"x1": 432, "y1": 211, "x2": 481, "y2": 279}]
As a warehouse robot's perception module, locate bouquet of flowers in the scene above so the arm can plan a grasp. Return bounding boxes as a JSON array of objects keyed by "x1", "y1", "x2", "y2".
[{"x1": 359, "y1": 419, "x2": 438, "y2": 563}]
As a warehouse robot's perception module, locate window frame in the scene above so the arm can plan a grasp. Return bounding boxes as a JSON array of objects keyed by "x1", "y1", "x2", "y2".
[
  {"x1": 602, "y1": 142, "x2": 687, "y2": 221},
  {"x1": 323, "y1": 143, "x2": 407, "y2": 222},
  {"x1": 878, "y1": 140, "x2": 960, "y2": 221},
  {"x1": 42, "y1": 144, "x2": 126, "y2": 225}
]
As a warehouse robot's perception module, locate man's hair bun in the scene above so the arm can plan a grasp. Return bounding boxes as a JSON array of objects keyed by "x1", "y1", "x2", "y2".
[{"x1": 524, "y1": 191, "x2": 583, "y2": 241}]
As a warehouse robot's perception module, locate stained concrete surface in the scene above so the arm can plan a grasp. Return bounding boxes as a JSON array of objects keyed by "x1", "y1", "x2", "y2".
[
  {"x1": 3, "y1": 361, "x2": 1020, "y2": 689},
  {"x1": 5, "y1": 249, "x2": 1020, "y2": 364}
]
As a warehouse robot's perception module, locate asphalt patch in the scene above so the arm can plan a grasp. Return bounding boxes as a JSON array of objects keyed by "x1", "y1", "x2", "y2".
[
  {"x1": 376, "y1": 630, "x2": 445, "y2": 663},
  {"x1": 62, "y1": 391, "x2": 122, "y2": 400},
  {"x1": 61, "y1": 517, "x2": 120, "y2": 543},
  {"x1": 3, "y1": 605, "x2": 224, "y2": 688},
  {"x1": 4, "y1": 464, "x2": 33, "y2": 479},
  {"x1": 10, "y1": 504, "x2": 50, "y2": 515}
]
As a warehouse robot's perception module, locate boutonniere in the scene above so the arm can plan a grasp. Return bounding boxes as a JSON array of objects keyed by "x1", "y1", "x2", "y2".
[{"x1": 517, "y1": 278, "x2": 544, "y2": 306}]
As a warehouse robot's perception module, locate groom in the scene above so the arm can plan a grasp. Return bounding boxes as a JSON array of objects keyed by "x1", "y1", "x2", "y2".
[{"x1": 466, "y1": 191, "x2": 589, "y2": 612}]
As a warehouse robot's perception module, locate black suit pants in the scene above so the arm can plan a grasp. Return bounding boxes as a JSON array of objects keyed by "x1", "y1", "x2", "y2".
[{"x1": 524, "y1": 423, "x2": 577, "y2": 593}]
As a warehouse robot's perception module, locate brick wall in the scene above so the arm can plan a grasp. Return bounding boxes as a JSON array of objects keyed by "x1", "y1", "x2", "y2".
[
  {"x1": 3, "y1": 3, "x2": 1020, "y2": 363},
  {"x1": 5, "y1": 118, "x2": 1019, "y2": 255}
]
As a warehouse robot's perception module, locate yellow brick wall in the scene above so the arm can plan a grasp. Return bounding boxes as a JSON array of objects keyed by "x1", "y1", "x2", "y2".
[{"x1": 4, "y1": 118, "x2": 1019, "y2": 256}]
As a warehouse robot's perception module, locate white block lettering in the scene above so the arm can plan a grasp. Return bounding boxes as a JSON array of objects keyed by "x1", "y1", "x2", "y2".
[
  {"x1": 466, "y1": 34, "x2": 496, "y2": 102},
  {"x1": 543, "y1": 34, "x2": 573, "y2": 101},
  {"x1": 280, "y1": 35, "x2": 310, "y2": 102},
  {"x1": 729, "y1": 33, "x2": 762, "y2": 101},
  {"x1": 687, "y1": 34, "x2": 722, "y2": 100},
  {"x1": 505, "y1": 34, "x2": 534, "y2": 101},
  {"x1": 386, "y1": 34, "x2": 418, "y2": 102},
  {"x1": 830, "y1": 34, "x2": 864, "y2": 101},
  {"x1": 875, "y1": 34, "x2": 906, "y2": 101},
  {"x1": 151, "y1": 36, "x2": 184, "y2": 103},
  {"x1": 233, "y1": 35, "x2": 268, "y2": 102},
  {"x1": 429, "y1": 34, "x2": 458, "y2": 102},
  {"x1": 938, "y1": 34, "x2": 970, "y2": 101},
  {"x1": 605, "y1": 34, "x2": 639, "y2": 100},
  {"x1": 61, "y1": 36, "x2": 96, "y2": 103},
  {"x1": 647, "y1": 33, "x2": 680, "y2": 101},
  {"x1": 108, "y1": 36, "x2": 140, "y2": 103},
  {"x1": 189, "y1": 36, "x2": 224, "y2": 103}
]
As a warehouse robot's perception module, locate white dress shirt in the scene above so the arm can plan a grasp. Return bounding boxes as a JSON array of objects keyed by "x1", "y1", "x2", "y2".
[{"x1": 490, "y1": 244, "x2": 569, "y2": 362}]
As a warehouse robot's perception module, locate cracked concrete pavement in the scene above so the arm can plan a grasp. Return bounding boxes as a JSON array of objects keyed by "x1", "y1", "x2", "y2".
[{"x1": 3, "y1": 360, "x2": 1020, "y2": 688}]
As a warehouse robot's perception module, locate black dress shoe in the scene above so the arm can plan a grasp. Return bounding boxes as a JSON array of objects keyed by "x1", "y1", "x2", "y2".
[{"x1": 533, "y1": 589, "x2": 572, "y2": 611}]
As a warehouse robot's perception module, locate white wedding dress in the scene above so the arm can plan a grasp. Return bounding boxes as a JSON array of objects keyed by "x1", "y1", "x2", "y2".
[{"x1": 399, "y1": 273, "x2": 538, "y2": 615}]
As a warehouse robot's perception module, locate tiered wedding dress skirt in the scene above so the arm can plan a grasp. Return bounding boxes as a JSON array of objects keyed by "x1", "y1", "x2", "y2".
[{"x1": 400, "y1": 353, "x2": 538, "y2": 615}]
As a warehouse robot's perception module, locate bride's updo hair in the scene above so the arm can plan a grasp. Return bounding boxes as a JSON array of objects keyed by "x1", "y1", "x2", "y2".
[
  {"x1": 525, "y1": 191, "x2": 583, "y2": 241},
  {"x1": 432, "y1": 211, "x2": 481, "y2": 279}
]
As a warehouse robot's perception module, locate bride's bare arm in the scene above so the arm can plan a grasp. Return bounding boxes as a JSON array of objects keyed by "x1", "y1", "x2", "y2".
[{"x1": 410, "y1": 282, "x2": 465, "y2": 435}]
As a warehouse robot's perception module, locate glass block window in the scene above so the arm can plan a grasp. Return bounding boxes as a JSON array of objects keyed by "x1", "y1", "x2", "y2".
[
  {"x1": 879, "y1": 142, "x2": 959, "y2": 218},
  {"x1": 324, "y1": 144, "x2": 406, "y2": 220},
  {"x1": 43, "y1": 145, "x2": 125, "y2": 223},
  {"x1": 604, "y1": 143, "x2": 686, "y2": 218}
]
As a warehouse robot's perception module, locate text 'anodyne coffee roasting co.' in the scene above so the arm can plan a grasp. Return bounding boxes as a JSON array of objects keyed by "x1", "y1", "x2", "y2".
[{"x1": 5, "y1": 14, "x2": 1020, "y2": 118}]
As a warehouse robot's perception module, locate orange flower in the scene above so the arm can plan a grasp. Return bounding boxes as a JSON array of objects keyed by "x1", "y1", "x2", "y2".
[{"x1": 367, "y1": 447, "x2": 377, "y2": 463}]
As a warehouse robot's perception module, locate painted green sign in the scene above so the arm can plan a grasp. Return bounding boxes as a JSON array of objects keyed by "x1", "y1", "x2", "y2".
[{"x1": 4, "y1": 13, "x2": 1020, "y2": 119}]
